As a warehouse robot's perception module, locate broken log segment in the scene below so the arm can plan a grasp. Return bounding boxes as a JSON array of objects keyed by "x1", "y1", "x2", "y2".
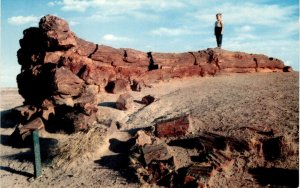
[
  {"x1": 142, "y1": 142, "x2": 173, "y2": 165},
  {"x1": 10, "y1": 117, "x2": 45, "y2": 146},
  {"x1": 260, "y1": 136, "x2": 285, "y2": 161},
  {"x1": 13, "y1": 105, "x2": 39, "y2": 122},
  {"x1": 154, "y1": 115, "x2": 190, "y2": 138},
  {"x1": 206, "y1": 151, "x2": 234, "y2": 171},
  {"x1": 183, "y1": 164, "x2": 214, "y2": 187},
  {"x1": 53, "y1": 67, "x2": 84, "y2": 96}
]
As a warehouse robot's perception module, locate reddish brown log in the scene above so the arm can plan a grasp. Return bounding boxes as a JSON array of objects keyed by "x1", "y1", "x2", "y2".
[
  {"x1": 11, "y1": 117, "x2": 45, "y2": 142},
  {"x1": 184, "y1": 164, "x2": 213, "y2": 187},
  {"x1": 14, "y1": 105, "x2": 38, "y2": 121},
  {"x1": 261, "y1": 136, "x2": 285, "y2": 161},
  {"x1": 154, "y1": 115, "x2": 190, "y2": 138},
  {"x1": 53, "y1": 67, "x2": 84, "y2": 96},
  {"x1": 142, "y1": 143, "x2": 173, "y2": 165}
]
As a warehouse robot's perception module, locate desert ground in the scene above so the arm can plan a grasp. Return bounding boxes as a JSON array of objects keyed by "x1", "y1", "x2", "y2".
[{"x1": 0, "y1": 72, "x2": 299, "y2": 187}]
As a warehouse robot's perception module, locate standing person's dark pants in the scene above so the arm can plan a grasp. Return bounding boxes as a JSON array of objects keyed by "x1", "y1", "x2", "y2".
[{"x1": 215, "y1": 27, "x2": 223, "y2": 47}]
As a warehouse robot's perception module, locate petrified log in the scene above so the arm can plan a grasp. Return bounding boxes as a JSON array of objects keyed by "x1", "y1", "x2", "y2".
[
  {"x1": 142, "y1": 142, "x2": 173, "y2": 165},
  {"x1": 130, "y1": 134, "x2": 175, "y2": 185},
  {"x1": 146, "y1": 158, "x2": 175, "y2": 185},
  {"x1": 14, "y1": 14, "x2": 291, "y2": 136},
  {"x1": 11, "y1": 117, "x2": 45, "y2": 145},
  {"x1": 261, "y1": 136, "x2": 285, "y2": 161},
  {"x1": 183, "y1": 164, "x2": 214, "y2": 187},
  {"x1": 225, "y1": 137, "x2": 250, "y2": 152},
  {"x1": 13, "y1": 105, "x2": 39, "y2": 122},
  {"x1": 206, "y1": 151, "x2": 234, "y2": 171},
  {"x1": 168, "y1": 132, "x2": 250, "y2": 154},
  {"x1": 154, "y1": 115, "x2": 190, "y2": 138},
  {"x1": 53, "y1": 67, "x2": 84, "y2": 96}
]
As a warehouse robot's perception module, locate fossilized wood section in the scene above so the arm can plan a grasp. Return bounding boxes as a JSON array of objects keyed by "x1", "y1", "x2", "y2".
[
  {"x1": 142, "y1": 142, "x2": 173, "y2": 165},
  {"x1": 184, "y1": 164, "x2": 214, "y2": 187},
  {"x1": 154, "y1": 115, "x2": 190, "y2": 138}
]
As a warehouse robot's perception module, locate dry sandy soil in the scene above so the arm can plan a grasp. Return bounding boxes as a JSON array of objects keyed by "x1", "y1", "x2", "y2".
[{"x1": 0, "y1": 72, "x2": 299, "y2": 187}]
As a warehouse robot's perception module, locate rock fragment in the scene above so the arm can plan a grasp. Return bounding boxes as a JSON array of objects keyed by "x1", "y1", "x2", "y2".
[
  {"x1": 116, "y1": 93, "x2": 134, "y2": 110},
  {"x1": 141, "y1": 95, "x2": 155, "y2": 105}
]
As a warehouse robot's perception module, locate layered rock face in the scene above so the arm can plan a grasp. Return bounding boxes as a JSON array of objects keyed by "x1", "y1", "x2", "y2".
[{"x1": 15, "y1": 15, "x2": 291, "y2": 134}]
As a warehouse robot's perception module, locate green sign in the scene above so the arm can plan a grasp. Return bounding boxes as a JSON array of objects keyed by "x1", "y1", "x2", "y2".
[{"x1": 32, "y1": 129, "x2": 42, "y2": 178}]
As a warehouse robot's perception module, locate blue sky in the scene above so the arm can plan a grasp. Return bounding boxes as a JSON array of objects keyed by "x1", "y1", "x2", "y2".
[{"x1": 1, "y1": 0, "x2": 299, "y2": 87}]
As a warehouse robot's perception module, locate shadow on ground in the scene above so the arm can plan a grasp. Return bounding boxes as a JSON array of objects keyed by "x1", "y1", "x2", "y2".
[
  {"x1": 98, "y1": 102, "x2": 116, "y2": 109},
  {"x1": 1, "y1": 134, "x2": 58, "y2": 163},
  {"x1": 0, "y1": 109, "x2": 20, "y2": 129},
  {"x1": 94, "y1": 137, "x2": 138, "y2": 183},
  {"x1": 108, "y1": 138, "x2": 135, "y2": 153},
  {"x1": 0, "y1": 166, "x2": 32, "y2": 178},
  {"x1": 249, "y1": 167, "x2": 299, "y2": 187}
]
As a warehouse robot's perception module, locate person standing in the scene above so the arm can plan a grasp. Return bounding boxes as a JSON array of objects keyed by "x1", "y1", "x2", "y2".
[{"x1": 214, "y1": 13, "x2": 224, "y2": 48}]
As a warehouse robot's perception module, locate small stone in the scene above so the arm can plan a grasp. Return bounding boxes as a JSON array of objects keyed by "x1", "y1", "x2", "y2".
[
  {"x1": 116, "y1": 93, "x2": 134, "y2": 110},
  {"x1": 141, "y1": 95, "x2": 155, "y2": 105}
]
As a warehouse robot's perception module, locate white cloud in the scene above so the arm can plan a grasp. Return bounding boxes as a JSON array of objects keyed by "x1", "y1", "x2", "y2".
[
  {"x1": 102, "y1": 34, "x2": 131, "y2": 42},
  {"x1": 69, "y1": 20, "x2": 79, "y2": 26},
  {"x1": 193, "y1": 2, "x2": 298, "y2": 26},
  {"x1": 239, "y1": 25, "x2": 253, "y2": 32},
  {"x1": 48, "y1": 2, "x2": 55, "y2": 6},
  {"x1": 47, "y1": 1, "x2": 62, "y2": 7},
  {"x1": 55, "y1": 0, "x2": 185, "y2": 13},
  {"x1": 128, "y1": 11, "x2": 160, "y2": 21},
  {"x1": 60, "y1": 0, "x2": 91, "y2": 12},
  {"x1": 8, "y1": 15, "x2": 40, "y2": 26},
  {"x1": 87, "y1": 11, "x2": 123, "y2": 22},
  {"x1": 151, "y1": 27, "x2": 193, "y2": 36}
]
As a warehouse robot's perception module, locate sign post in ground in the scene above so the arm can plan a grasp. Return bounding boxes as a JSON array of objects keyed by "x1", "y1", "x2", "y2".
[{"x1": 32, "y1": 129, "x2": 42, "y2": 178}]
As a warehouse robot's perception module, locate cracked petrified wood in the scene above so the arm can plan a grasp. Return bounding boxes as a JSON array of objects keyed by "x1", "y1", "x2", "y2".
[
  {"x1": 14, "y1": 14, "x2": 292, "y2": 135},
  {"x1": 154, "y1": 115, "x2": 190, "y2": 138}
]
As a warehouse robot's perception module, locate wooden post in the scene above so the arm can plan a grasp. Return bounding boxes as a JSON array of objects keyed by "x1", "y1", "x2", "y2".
[{"x1": 32, "y1": 129, "x2": 42, "y2": 178}]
